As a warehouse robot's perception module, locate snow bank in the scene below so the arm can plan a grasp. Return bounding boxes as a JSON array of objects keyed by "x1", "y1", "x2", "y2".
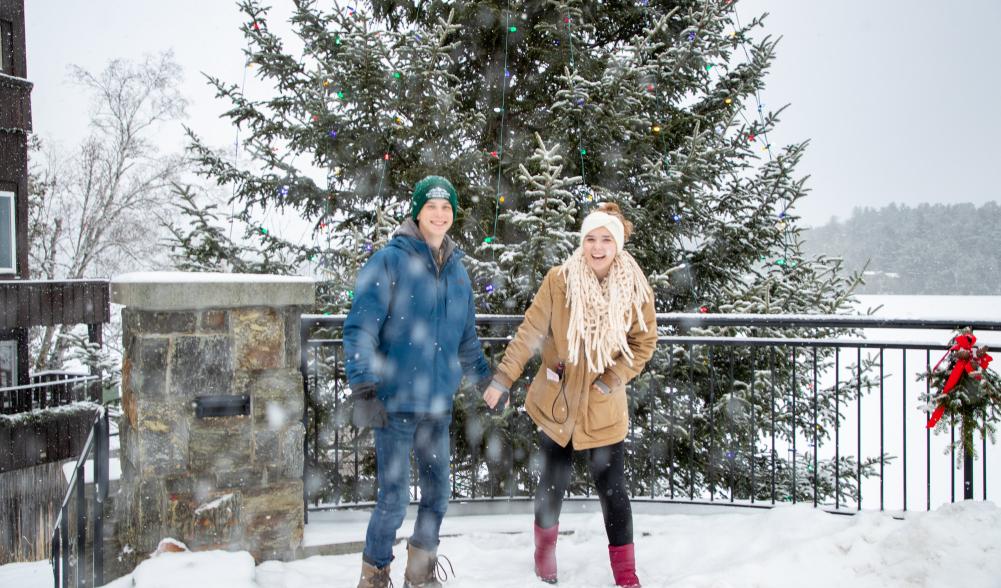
[
  {"x1": 102, "y1": 550, "x2": 256, "y2": 588},
  {"x1": 6, "y1": 498, "x2": 999, "y2": 588}
]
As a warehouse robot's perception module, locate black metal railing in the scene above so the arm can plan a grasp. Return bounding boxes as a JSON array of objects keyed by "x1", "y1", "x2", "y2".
[
  {"x1": 50, "y1": 407, "x2": 110, "y2": 588},
  {"x1": 300, "y1": 313, "x2": 1001, "y2": 514},
  {"x1": 0, "y1": 372, "x2": 101, "y2": 415}
]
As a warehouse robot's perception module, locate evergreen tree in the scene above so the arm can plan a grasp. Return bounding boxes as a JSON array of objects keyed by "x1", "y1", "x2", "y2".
[
  {"x1": 805, "y1": 201, "x2": 1001, "y2": 295},
  {"x1": 470, "y1": 132, "x2": 581, "y2": 312},
  {"x1": 175, "y1": 0, "x2": 865, "y2": 504}
]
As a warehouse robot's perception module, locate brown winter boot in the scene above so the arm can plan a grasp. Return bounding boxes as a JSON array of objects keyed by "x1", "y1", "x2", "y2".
[
  {"x1": 357, "y1": 559, "x2": 393, "y2": 588},
  {"x1": 403, "y1": 541, "x2": 454, "y2": 587}
]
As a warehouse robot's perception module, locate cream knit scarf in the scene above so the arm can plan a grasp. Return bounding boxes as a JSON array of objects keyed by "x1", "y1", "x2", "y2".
[{"x1": 561, "y1": 248, "x2": 651, "y2": 373}]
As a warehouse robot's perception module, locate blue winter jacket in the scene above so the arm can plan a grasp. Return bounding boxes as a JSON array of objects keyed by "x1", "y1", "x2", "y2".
[{"x1": 343, "y1": 220, "x2": 492, "y2": 414}]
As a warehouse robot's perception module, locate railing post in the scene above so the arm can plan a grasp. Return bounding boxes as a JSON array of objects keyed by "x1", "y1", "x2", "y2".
[
  {"x1": 299, "y1": 318, "x2": 312, "y2": 524},
  {"x1": 52, "y1": 530, "x2": 60, "y2": 588},
  {"x1": 75, "y1": 462, "x2": 85, "y2": 588},
  {"x1": 93, "y1": 410, "x2": 107, "y2": 586},
  {"x1": 60, "y1": 505, "x2": 69, "y2": 588},
  {"x1": 964, "y1": 447, "x2": 974, "y2": 500}
]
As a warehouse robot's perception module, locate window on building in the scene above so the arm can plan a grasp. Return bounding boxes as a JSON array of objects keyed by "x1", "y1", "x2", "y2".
[
  {"x1": 0, "y1": 190, "x2": 14, "y2": 274},
  {"x1": 0, "y1": 20, "x2": 12, "y2": 75},
  {"x1": 0, "y1": 340, "x2": 15, "y2": 388}
]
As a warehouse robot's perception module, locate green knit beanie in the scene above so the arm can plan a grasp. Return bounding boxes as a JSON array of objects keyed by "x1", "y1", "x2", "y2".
[{"x1": 411, "y1": 175, "x2": 459, "y2": 221}]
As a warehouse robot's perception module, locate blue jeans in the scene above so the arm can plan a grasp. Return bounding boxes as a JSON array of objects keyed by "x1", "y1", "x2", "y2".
[{"x1": 363, "y1": 412, "x2": 452, "y2": 568}]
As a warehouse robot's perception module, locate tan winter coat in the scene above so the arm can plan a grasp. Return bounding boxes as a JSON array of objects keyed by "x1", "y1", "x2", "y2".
[{"x1": 493, "y1": 266, "x2": 658, "y2": 450}]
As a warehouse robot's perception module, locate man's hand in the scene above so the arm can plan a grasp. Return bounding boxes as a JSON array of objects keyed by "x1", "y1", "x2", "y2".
[
  {"x1": 481, "y1": 379, "x2": 510, "y2": 411},
  {"x1": 350, "y1": 383, "x2": 387, "y2": 428}
]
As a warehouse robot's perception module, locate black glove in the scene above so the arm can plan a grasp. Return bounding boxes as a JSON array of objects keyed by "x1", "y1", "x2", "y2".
[{"x1": 350, "y1": 383, "x2": 387, "y2": 428}]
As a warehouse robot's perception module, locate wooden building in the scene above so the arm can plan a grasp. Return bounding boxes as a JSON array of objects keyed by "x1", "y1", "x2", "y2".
[
  {"x1": 0, "y1": 1, "x2": 116, "y2": 564},
  {"x1": 0, "y1": 0, "x2": 30, "y2": 388}
]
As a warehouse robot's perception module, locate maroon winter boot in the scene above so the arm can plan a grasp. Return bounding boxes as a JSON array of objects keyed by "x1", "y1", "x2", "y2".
[
  {"x1": 608, "y1": 543, "x2": 641, "y2": 588},
  {"x1": 533, "y1": 522, "x2": 559, "y2": 583}
]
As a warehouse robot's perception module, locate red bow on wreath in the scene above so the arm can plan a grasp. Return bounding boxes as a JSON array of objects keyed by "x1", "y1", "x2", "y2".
[{"x1": 927, "y1": 333, "x2": 982, "y2": 429}]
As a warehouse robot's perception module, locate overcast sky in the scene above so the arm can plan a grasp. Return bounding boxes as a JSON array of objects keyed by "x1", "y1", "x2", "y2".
[{"x1": 24, "y1": 0, "x2": 1001, "y2": 228}]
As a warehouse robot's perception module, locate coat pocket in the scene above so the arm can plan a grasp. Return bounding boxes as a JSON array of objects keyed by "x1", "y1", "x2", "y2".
[
  {"x1": 586, "y1": 384, "x2": 627, "y2": 432},
  {"x1": 528, "y1": 375, "x2": 570, "y2": 425}
]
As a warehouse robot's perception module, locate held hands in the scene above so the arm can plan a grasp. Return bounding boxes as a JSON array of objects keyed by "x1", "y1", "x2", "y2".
[
  {"x1": 481, "y1": 379, "x2": 510, "y2": 412},
  {"x1": 350, "y1": 383, "x2": 387, "y2": 428}
]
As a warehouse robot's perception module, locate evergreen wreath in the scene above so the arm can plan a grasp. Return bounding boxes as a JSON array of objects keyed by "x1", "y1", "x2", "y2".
[{"x1": 919, "y1": 328, "x2": 1001, "y2": 459}]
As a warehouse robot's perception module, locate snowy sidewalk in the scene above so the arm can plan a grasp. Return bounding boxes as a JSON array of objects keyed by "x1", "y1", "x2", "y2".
[{"x1": 4, "y1": 501, "x2": 1000, "y2": 587}]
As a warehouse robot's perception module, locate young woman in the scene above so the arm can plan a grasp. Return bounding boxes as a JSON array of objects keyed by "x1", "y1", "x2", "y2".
[
  {"x1": 345, "y1": 175, "x2": 492, "y2": 588},
  {"x1": 483, "y1": 202, "x2": 657, "y2": 588}
]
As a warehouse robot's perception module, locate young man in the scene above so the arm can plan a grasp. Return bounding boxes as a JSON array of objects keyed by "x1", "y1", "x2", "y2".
[{"x1": 344, "y1": 175, "x2": 492, "y2": 588}]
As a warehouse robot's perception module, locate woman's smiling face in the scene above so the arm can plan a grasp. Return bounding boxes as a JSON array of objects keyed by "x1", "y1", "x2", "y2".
[{"x1": 582, "y1": 226, "x2": 617, "y2": 279}]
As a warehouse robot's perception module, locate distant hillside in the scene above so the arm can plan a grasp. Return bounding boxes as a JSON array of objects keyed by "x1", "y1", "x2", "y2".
[{"x1": 803, "y1": 202, "x2": 1001, "y2": 295}]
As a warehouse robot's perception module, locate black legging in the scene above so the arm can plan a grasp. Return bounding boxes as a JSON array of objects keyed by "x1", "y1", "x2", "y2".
[{"x1": 534, "y1": 432, "x2": 633, "y2": 546}]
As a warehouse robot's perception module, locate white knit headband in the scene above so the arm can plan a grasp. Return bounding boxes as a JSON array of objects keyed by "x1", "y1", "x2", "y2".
[{"x1": 579, "y1": 210, "x2": 625, "y2": 252}]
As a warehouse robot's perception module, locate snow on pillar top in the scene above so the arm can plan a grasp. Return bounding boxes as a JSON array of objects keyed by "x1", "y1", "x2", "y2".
[{"x1": 111, "y1": 272, "x2": 315, "y2": 311}]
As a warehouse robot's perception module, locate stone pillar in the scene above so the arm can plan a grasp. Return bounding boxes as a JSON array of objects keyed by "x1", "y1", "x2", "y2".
[{"x1": 111, "y1": 272, "x2": 314, "y2": 568}]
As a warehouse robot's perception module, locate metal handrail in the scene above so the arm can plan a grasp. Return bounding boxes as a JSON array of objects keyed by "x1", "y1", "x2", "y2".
[
  {"x1": 300, "y1": 311, "x2": 996, "y2": 514},
  {"x1": 50, "y1": 407, "x2": 110, "y2": 588},
  {"x1": 0, "y1": 375, "x2": 99, "y2": 393},
  {"x1": 302, "y1": 312, "x2": 1001, "y2": 331}
]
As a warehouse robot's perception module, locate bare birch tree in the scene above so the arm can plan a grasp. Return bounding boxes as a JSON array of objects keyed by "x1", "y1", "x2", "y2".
[{"x1": 28, "y1": 52, "x2": 187, "y2": 369}]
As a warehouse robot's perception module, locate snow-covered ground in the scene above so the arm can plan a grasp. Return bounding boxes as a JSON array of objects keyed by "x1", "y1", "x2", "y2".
[{"x1": 4, "y1": 501, "x2": 1000, "y2": 587}]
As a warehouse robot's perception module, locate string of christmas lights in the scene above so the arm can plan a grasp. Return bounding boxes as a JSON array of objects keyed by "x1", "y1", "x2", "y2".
[
  {"x1": 483, "y1": 1, "x2": 517, "y2": 248},
  {"x1": 731, "y1": 9, "x2": 795, "y2": 268},
  {"x1": 228, "y1": 21, "x2": 256, "y2": 244},
  {"x1": 563, "y1": 13, "x2": 590, "y2": 194},
  {"x1": 675, "y1": 6, "x2": 796, "y2": 271}
]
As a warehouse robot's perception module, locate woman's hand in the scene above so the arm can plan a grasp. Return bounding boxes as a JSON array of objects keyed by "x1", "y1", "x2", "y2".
[{"x1": 482, "y1": 381, "x2": 510, "y2": 410}]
